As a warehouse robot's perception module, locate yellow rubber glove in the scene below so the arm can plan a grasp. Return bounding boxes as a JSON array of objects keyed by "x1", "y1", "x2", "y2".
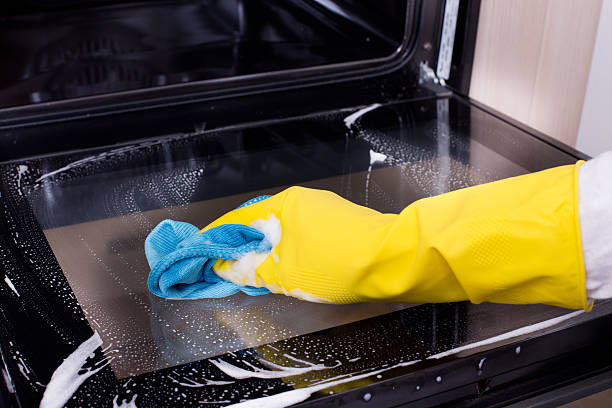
[{"x1": 203, "y1": 161, "x2": 590, "y2": 310}]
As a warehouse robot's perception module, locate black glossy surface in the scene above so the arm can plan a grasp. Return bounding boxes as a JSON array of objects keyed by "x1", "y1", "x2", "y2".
[
  {"x1": 0, "y1": 0, "x2": 407, "y2": 109},
  {"x1": 0, "y1": 95, "x2": 600, "y2": 407}
]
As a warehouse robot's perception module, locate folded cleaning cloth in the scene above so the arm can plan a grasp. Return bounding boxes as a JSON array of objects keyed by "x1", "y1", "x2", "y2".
[{"x1": 145, "y1": 196, "x2": 272, "y2": 299}]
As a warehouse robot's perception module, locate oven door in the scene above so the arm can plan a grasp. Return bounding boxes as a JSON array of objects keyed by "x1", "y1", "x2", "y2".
[{"x1": 1, "y1": 87, "x2": 611, "y2": 407}]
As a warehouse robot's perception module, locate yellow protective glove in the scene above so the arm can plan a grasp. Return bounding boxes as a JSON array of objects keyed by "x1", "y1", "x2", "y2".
[{"x1": 203, "y1": 161, "x2": 590, "y2": 310}]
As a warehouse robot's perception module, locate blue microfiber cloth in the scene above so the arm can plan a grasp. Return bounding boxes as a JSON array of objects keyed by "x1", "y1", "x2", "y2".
[{"x1": 146, "y1": 196, "x2": 272, "y2": 299}]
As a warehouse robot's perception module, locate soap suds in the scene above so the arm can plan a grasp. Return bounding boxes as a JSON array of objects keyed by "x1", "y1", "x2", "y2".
[
  {"x1": 285, "y1": 288, "x2": 331, "y2": 304},
  {"x1": 16, "y1": 165, "x2": 28, "y2": 195},
  {"x1": 40, "y1": 332, "x2": 106, "y2": 408},
  {"x1": 261, "y1": 281, "x2": 331, "y2": 303},
  {"x1": 213, "y1": 216, "x2": 329, "y2": 302},
  {"x1": 369, "y1": 150, "x2": 387, "y2": 165},
  {"x1": 281, "y1": 354, "x2": 316, "y2": 366},
  {"x1": 226, "y1": 360, "x2": 418, "y2": 407},
  {"x1": 344, "y1": 104, "x2": 381, "y2": 128},
  {"x1": 427, "y1": 310, "x2": 583, "y2": 360},
  {"x1": 167, "y1": 373, "x2": 233, "y2": 387},
  {"x1": 4, "y1": 276, "x2": 19, "y2": 296},
  {"x1": 365, "y1": 149, "x2": 387, "y2": 206},
  {"x1": 214, "y1": 215, "x2": 281, "y2": 287},
  {"x1": 210, "y1": 357, "x2": 333, "y2": 380},
  {"x1": 35, "y1": 142, "x2": 161, "y2": 182},
  {"x1": 113, "y1": 394, "x2": 138, "y2": 408}
]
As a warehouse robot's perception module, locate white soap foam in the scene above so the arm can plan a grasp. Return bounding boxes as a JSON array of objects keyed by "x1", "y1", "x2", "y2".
[
  {"x1": 16, "y1": 165, "x2": 28, "y2": 195},
  {"x1": 369, "y1": 150, "x2": 387, "y2": 165},
  {"x1": 113, "y1": 394, "x2": 138, "y2": 408},
  {"x1": 281, "y1": 354, "x2": 316, "y2": 366},
  {"x1": 427, "y1": 310, "x2": 584, "y2": 360},
  {"x1": 39, "y1": 332, "x2": 106, "y2": 408},
  {"x1": 226, "y1": 360, "x2": 418, "y2": 408},
  {"x1": 214, "y1": 215, "x2": 281, "y2": 287},
  {"x1": 344, "y1": 104, "x2": 381, "y2": 128},
  {"x1": 4, "y1": 276, "x2": 19, "y2": 297},
  {"x1": 365, "y1": 149, "x2": 387, "y2": 206},
  {"x1": 214, "y1": 214, "x2": 331, "y2": 303},
  {"x1": 34, "y1": 142, "x2": 161, "y2": 183},
  {"x1": 259, "y1": 281, "x2": 331, "y2": 303},
  {"x1": 285, "y1": 288, "x2": 331, "y2": 304},
  {"x1": 210, "y1": 357, "x2": 331, "y2": 380},
  {"x1": 17, "y1": 165, "x2": 28, "y2": 175},
  {"x1": 204, "y1": 379, "x2": 235, "y2": 386},
  {"x1": 168, "y1": 373, "x2": 233, "y2": 387}
]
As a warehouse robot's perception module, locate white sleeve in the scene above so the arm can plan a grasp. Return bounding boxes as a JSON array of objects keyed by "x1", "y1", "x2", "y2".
[{"x1": 578, "y1": 150, "x2": 612, "y2": 299}]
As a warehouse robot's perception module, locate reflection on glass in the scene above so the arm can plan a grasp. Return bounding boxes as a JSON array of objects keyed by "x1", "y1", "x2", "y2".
[{"x1": 0, "y1": 0, "x2": 407, "y2": 108}]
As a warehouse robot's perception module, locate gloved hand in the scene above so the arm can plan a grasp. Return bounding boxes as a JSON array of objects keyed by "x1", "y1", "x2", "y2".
[{"x1": 205, "y1": 161, "x2": 590, "y2": 310}]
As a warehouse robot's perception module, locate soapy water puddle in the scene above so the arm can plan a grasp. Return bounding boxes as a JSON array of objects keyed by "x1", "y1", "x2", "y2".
[{"x1": 0, "y1": 99, "x2": 586, "y2": 406}]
